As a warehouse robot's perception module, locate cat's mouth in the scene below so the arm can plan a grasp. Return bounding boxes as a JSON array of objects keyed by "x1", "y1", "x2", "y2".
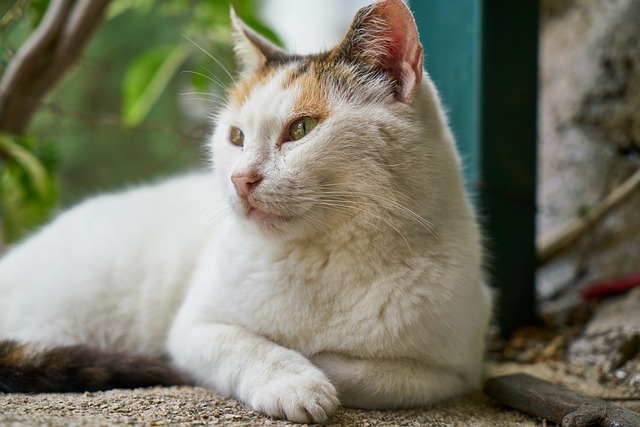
[{"x1": 243, "y1": 201, "x2": 293, "y2": 226}]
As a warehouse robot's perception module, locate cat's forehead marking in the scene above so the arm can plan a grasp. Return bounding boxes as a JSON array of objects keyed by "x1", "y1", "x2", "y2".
[
  {"x1": 230, "y1": 58, "x2": 332, "y2": 121},
  {"x1": 284, "y1": 61, "x2": 331, "y2": 120},
  {"x1": 230, "y1": 67, "x2": 299, "y2": 141},
  {"x1": 229, "y1": 65, "x2": 279, "y2": 107}
]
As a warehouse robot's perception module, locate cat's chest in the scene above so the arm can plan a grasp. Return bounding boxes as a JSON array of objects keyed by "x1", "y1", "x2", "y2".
[{"x1": 207, "y1": 235, "x2": 402, "y2": 355}]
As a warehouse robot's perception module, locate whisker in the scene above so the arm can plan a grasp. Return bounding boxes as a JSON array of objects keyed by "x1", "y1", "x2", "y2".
[
  {"x1": 321, "y1": 189, "x2": 436, "y2": 233},
  {"x1": 180, "y1": 69, "x2": 229, "y2": 94},
  {"x1": 182, "y1": 97, "x2": 227, "y2": 106},
  {"x1": 302, "y1": 208, "x2": 334, "y2": 238},
  {"x1": 203, "y1": 204, "x2": 233, "y2": 232},
  {"x1": 180, "y1": 69, "x2": 214, "y2": 84},
  {"x1": 179, "y1": 92, "x2": 228, "y2": 104},
  {"x1": 198, "y1": 66, "x2": 231, "y2": 92},
  {"x1": 179, "y1": 90, "x2": 226, "y2": 99},
  {"x1": 294, "y1": 186, "x2": 438, "y2": 239},
  {"x1": 315, "y1": 199, "x2": 414, "y2": 254},
  {"x1": 181, "y1": 34, "x2": 236, "y2": 85},
  {"x1": 306, "y1": 200, "x2": 387, "y2": 236},
  {"x1": 276, "y1": 192, "x2": 415, "y2": 253},
  {"x1": 384, "y1": 160, "x2": 412, "y2": 168}
]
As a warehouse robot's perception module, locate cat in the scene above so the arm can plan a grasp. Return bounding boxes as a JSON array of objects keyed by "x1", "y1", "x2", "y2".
[{"x1": 0, "y1": 0, "x2": 492, "y2": 423}]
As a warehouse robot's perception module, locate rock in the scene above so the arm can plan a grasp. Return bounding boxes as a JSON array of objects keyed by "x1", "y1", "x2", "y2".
[
  {"x1": 568, "y1": 288, "x2": 640, "y2": 376},
  {"x1": 537, "y1": 0, "x2": 640, "y2": 299}
]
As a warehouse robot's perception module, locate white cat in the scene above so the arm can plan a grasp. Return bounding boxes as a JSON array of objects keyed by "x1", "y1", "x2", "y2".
[{"x1": 0, "y1": 0, "x2": 492, "y2": 423}]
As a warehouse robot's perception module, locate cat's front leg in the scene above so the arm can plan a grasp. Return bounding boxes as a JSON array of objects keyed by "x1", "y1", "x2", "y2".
[
  {"x1": 311, "y1": 352, "x2": 476, "y2": 409},
  {"x1": 167, "y1": 318, "x2": 339, "y2": 423}
]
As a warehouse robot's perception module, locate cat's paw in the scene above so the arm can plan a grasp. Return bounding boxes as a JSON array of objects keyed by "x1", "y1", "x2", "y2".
[{"x1": 248, "y1": 369, "x2": 339, "y2": 423}]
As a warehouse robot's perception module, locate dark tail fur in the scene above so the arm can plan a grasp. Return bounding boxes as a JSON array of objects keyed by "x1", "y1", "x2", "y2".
[{"x1": 0, "y1": 339, "x2": 188, "y2": 393}]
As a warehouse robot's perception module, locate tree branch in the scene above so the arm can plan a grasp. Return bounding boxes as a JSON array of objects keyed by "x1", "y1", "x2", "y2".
[
  {"x1": 0, "y1": 0, "x2": 73, "y2": 134},
  {"x1": 0, "y1": 0, "x2": 111, "y2": 136},
  {"x1": 537, "y1": 167, "x2": 640, "y2": 265},
  {"x1": 31, "y1": 0, "x2": 111, "y2": 105}
]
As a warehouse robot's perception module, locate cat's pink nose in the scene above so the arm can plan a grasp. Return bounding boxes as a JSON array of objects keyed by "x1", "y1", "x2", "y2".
[{"x1": 231, "y1": 171, "x2": 263, "y2": 198}]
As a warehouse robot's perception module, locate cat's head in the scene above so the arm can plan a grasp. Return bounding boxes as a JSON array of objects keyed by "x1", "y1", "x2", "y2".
[{"x1": 211, "y1": 0, "x2": 437, "y2": 241}]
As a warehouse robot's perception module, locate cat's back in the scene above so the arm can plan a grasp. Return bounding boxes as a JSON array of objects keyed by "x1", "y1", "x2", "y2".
[{"x1": 0, "y1": 172, "x2": 219, "y2": 354}]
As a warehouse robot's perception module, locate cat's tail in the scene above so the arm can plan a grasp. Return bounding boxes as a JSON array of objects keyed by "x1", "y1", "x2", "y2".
[{"x1": 0, "y1": 339, "x2": 188, "y2": 393}]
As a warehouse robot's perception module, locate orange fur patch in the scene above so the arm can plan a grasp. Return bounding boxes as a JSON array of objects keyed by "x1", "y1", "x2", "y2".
[
  {"x1": 228, "y1": 65, "x2": 276, "y2": 107},
  {"x1": 0, "y1": 343, "x2": 26, "y2": 365},
  {"x1": 286, "y1": 64, "x2": 331, "y2": 121},
  {"x1": 229, "y1": 60, "x2": 332, "y2": 123}
]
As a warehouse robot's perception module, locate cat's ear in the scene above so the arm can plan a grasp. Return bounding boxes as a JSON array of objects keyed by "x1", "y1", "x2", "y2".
[
  {"x1": 230, "y1": 8, "x2": 289, "y2": 74},
  {"x1": 338, "y1": 0, "x2": 423, "y2": 101}
]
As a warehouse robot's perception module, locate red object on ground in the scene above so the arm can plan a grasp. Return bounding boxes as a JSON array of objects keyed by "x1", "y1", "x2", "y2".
[{"x1": 581, "y1": 271, "x2": 640, "y2": 300}]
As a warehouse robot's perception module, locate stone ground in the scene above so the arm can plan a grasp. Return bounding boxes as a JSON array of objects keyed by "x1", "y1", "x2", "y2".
[
  {"x1": 1, "y1": 361, "x2": 638, "y2": 427},
  {"x1": 2, "y1": 289, "x2": 639, "y2": 427},
  {"x1": 0, "y1": 383, "x2": 535, "y2": 427}
]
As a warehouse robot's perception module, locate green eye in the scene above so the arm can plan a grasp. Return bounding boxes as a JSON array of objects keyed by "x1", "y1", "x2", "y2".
[
  {"x1": 229, "y1": 126, "x2": 244, "y2": 147},
  {"x1": 289, "y1": 117, "x2": 318, "y2": 141}
]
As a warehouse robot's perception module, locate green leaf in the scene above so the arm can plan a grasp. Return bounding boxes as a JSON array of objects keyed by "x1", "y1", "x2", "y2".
[
  {"x1": 0, "y1": 134, "x2": 49, "y2": 197},
  {"x1": 107, "y1": 0, "x2": 154, "y2": 19},
  {"x1": 122, "y1": 44, "x2": 191, "y2": 127},
  {"x1": 0, "y1": 134, "x2": 57, "y2": 242}
]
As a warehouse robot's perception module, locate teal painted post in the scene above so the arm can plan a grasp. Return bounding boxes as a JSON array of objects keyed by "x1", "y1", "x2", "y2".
[
  {"x1": 411, "y1": 1, "x2": 538, "y2": 336},
  {"x1": 411, "y1": 1, "x2": 481, "y2": 185}
]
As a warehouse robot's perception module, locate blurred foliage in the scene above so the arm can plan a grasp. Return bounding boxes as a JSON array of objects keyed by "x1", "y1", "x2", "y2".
[
  {"x1": 1, "y1": 0, "x2": 57, "y2": 242},
  {"x1": 122, "y1": 44, "x2": 193, "y2": 127},
  {"x1": 0, "y1": 134, "x2": 57, "y2": 242},
  {"x1": 115, "y1": 0, "x2": 280, "y2": 127},
  {"x1": 0, "y1": 0, "x2": 278, "y2": 245}
]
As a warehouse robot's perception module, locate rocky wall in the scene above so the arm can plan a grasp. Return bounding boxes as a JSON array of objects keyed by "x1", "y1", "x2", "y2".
[{"x1": 538, "y1": 0, "x2": 640, "y2": 299}]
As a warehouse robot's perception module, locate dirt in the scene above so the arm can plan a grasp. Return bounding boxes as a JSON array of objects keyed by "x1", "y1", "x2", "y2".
[
  {"x1": 1, "y1": 358, "x2": 637, "y2": 427},
  {"x1": 0, "y1": 378, "x2": 546, "y2": 427}
]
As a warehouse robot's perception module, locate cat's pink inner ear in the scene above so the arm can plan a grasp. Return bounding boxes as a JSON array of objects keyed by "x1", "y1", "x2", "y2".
[
  {"x1": 382, "y1": 0, "x2": 424, "y2": 98},
  {"x1": 352, "y1": 0, "x2": 424, "y2": 101}
]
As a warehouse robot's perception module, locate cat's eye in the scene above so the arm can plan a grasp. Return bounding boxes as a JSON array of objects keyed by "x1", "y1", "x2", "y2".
[
  {"x1": 289, "y1": 117, "x2": 318, "y2": 141},
  {"x1": 229, "y1": 126, "x2": 244, "y2": 147}
]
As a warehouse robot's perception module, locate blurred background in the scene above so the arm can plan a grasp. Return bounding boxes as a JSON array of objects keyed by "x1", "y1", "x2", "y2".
[
  {"x1": 0, "y1": 0, "x2": 375, "y2": 246},
  {"x1": 1, "y1": 0, "x2": 640, "y2": 340}
]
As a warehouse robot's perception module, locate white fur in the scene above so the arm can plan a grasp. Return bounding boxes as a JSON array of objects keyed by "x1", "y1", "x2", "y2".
[{"x1": 0, "y1": 6, "x2": 491, "y2": 424}]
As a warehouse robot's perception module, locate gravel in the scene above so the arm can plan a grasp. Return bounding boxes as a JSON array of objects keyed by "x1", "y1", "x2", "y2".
[
  {"x1": 2, "y1": 359, "x2": 639, "y2": 426},
  {"x1": 0, "y1": 379, "x2": 534, "y2": 427}
]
